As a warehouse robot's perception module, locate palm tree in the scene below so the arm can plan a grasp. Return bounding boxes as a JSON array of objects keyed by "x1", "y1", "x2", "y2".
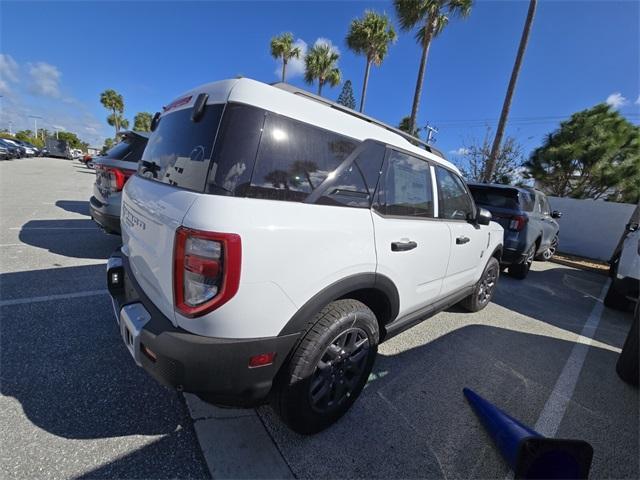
[
  {"x1": 346, "y1": 10, "x2": 396, "y2": 113},
  {"x1": 270, "y1": 32, "x2": 302, "y2": 83},
  {"x1": 304, "y1": 42, "x2": 341, "y2": 96},
  {"x1": 346, "y1": 10, "x2": 396, "y2": 112},
  {"x1": 100, "y1": 89, "x2": 125, "y2": 137},
  {"x1": 483, "y1": 0, "x2": 537, "y2": 182},
  {"x1": 394, "y1": 0, "x2": 473, "y2": 134}
]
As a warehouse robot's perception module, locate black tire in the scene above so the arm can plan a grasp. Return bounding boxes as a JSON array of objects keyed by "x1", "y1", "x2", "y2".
[
  {"x1": 604, "y1": 280, "x2": 632, "y2": 311},
  {"x1": 272, "y1": 299, "x2": 379, "y2": 434},
  {"x1": 508, "y1": 243, "x2": 536, "y2": 280},
  {"x1": 537, "y1": 235, "x2": 558, "y2": 261},
  {"x1": 461, "y1": 257, "x2": 500, "y2": 312}
]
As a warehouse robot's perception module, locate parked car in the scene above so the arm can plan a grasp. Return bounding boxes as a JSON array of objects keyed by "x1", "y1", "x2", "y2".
[
  {"x1": 0, "y1": 138, "x2": 22, "y2": 158},
  {"x1": 0, "y1": 143, "x2": 9, "y2": 160},
  {"x1": 106, "y1": 78, "x2": 504, "y2": 434},
  {"x1": 14, "y1": 140, "x2": 39, "y2": 157},
  {"x1": 90, "y1": 131, "x2": 149, "y2": 234},
  {"x1": 2, "y1": 138, "x2": 27, "y2": 157},
  {"x1": 468, "y1": 183, "x2": 561, "y2": 279},
  {"x1": 606, "y1": 222, "x2": 640, "y2": 311}
]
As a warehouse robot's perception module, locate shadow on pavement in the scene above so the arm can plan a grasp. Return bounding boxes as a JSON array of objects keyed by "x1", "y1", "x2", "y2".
[
  {"x1": 259, "y1": 323, "x2": 638, "y2": 479},
  {"x1": 18, "y1": 219, "x2": 120, "y2": 259},
  {"x1": 0, "y1": 264, "x2": 209, "y2": 479},
  {"x1": 55, "y1": 200, "x2": 91, "y2": 216},
  {"x1": 493, "y1": 264, "x2": 633, "y2": 343}
]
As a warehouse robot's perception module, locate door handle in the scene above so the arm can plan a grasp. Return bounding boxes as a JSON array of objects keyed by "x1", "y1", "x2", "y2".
[
  {"x1": 456, "y1": 236, "x2": 470, "y2": 245},
  {"x1": 391, "y1": 240, "x2": 417, "y2": 252}
]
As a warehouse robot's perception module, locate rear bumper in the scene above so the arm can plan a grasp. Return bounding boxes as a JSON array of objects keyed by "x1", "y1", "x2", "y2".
[
  {"x1": 107, "y1": 250, "x2": 300, "y2": 407},
  {"x1": 501, "y1": 247, "x2": 527, "y2": 266},
  {"x1": 90, "y1": 196, "x2": 121, "y2": 234}
]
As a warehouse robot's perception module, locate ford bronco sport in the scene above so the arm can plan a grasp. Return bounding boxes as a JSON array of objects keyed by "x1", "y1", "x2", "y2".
[{"x1": 107, "y1": 78, "x2": 504, "y2": 433}]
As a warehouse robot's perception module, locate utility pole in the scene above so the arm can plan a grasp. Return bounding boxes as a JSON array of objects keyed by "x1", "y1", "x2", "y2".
[
  {"x1": 425, "y1": 124, "x2": 438, "y2": 144},
  {"x1": 483, "y1": 0, "x2": 537, "y2": 182},
  {"x1": 28, "y1": 115, "x2": 43, "y2": 140}
]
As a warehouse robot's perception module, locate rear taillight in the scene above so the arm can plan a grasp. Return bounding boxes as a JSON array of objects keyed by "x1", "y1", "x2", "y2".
[
  {"x1": 173, "y1": 227, "x2": 241, "y2": 318},
  {"x1": 509, "y1": 215, "x2": 528, "y2": 231},
  {"x1": 96, "y1": 165, "x2": 135, "y2": 192}
]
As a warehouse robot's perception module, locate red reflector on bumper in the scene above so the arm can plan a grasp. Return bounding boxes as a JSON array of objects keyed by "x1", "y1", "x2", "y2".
[{"x1": 248, "y1": 352, "x2": 276, "y2": 368}]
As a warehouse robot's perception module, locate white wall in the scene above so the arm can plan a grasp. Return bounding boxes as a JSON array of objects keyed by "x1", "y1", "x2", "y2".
[{"x1": 548, "y1": 196, "x2": 638, "y2": 261}]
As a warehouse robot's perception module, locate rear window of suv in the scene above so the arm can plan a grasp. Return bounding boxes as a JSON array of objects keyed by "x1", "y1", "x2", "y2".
[
  {"x1": 138, "y1": 104, "x2": 224, "y2": 191},
  {"x1": 105, "y1": 136, "x2": 147, "y2": 162},
  {"x1": 469, "y1": 185, "x2": 522, "y2": 210}
]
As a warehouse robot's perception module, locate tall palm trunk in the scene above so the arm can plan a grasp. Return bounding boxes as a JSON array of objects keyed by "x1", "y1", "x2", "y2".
[
  {"x1": 359, "y1": 58, "x2": 372, "y2": 113},
  {"x1": 318, "y1": 80, "x2": 324, "y2": 96},
  {"x1": 281, "y1": 59, "x2": 287, "y2": 83},
  {"x1": 113, "y1": 108, "x2": 120, "y2": 137},
  {"x1": 409, "y1": 16, "x2": 436, "y2": 135},
  {"x1": 484, "y1": 0, "x2": 537, "y2": 182}
]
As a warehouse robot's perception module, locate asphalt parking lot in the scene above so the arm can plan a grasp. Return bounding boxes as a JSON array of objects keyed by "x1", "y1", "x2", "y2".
[{"x1": 1, "y1": 157, "x2": 638, "y2": 479}]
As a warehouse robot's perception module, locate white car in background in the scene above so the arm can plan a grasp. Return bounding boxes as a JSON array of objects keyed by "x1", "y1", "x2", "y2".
[{"x1": 606, "y1": 221, "x2": 640, "y2": 311}]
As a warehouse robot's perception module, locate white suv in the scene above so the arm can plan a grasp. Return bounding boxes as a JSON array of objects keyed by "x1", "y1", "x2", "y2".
[{"x1": 107, "y1": 78, "x2": 504, "y2": 433}]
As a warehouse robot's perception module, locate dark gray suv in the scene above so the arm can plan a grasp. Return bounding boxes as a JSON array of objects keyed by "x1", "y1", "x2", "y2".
[{"x1": 468, "y1": 183, "x2": 561, "y2": 279}]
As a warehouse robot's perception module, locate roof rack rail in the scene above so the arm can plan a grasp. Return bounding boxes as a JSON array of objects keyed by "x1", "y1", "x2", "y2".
[{"x1": 271, "y1": 82, "x2": 446, "y2": 160}]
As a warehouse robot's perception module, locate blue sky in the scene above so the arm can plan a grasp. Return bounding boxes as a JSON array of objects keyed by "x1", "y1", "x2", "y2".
[{"x1": 1, "y1": 0, "x2": 638, "y2": 161}]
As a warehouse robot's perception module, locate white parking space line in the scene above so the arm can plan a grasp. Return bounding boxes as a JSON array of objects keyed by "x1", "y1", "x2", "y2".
[
  {"x1": 0, "y1": 289, "x2": 108, "y2": 307},
  {"x1": 533, "y1": 278, "x2": 611, "y2": 437}
]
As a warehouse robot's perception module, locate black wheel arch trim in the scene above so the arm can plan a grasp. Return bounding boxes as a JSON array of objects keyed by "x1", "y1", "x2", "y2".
[{"x1": 278, "y1": 273, "x2": 400, "y2": 337}]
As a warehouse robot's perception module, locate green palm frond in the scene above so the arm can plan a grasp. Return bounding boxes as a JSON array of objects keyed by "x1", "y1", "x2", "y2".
[
  {"x1": 304, "y1": 43, "x2": 341, "y2": 88},
  {"x1": 270, "y1": 32, "x2": 295, "y2": 59},
  {"x1": 346, "y1": 10, "x2": 397, "y2": 66}
]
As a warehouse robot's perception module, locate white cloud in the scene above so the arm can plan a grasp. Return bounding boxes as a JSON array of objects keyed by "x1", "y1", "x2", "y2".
[
  {"x1": 0, "y1": 54, "x2": 20, "y2": 95},
  {"x1": 449, "y1": 147, "x2": 470, "y2": 156},
  {"x1": 28, "y1": 62, "x2": 61, "y2": 98},
  {"x1": 273, "y1": 38, "x2": 308, "y2": 80},
  {"x1": 314, "y1": 37, "x2": 340, "y2": 56},
  {"x1": 605, "y1": 92, "x2": 627, "y2": 109}
]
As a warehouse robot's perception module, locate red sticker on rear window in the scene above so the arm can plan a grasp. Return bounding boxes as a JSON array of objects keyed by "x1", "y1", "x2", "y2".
[{"x1": 163, "y1": 95, "x2": 193, "y2": 112}]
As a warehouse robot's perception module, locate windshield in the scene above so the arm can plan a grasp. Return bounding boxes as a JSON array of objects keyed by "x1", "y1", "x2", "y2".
[{"x1": 138, "y1": 104, "x2": 224, "y2": 191}]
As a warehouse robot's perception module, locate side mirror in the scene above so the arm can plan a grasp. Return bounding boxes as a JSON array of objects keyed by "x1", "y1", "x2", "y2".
[
  {"x1": 476, "y1": 207, "x2": 492, "y2": 226},
  {"x1": 626, "y1": 222, "x2": 639, "y2": 232},
  {"x1": 551, "y1": 210, "x2": 562, "y2": 219}
]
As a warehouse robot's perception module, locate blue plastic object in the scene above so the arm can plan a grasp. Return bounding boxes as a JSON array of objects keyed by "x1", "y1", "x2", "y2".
[{"x1": 463, "y1": 387, "x2": 593, "y2": 479}]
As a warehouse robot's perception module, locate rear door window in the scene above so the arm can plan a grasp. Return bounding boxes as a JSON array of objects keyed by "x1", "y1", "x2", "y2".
[
  {"x1": 138, "y1": 104, "x2": 224, "y2": 191},
  {"x1": 247, "y1": 113, "x2": 358, "y2": 202},
  {"x1": 375, "y1": 149, "x2": 434, "y2": 218}
]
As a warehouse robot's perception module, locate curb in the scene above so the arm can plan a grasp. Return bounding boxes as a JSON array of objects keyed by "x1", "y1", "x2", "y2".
[{"x1": 184, "y1": 393, "x2": 294, "y2": 479}]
